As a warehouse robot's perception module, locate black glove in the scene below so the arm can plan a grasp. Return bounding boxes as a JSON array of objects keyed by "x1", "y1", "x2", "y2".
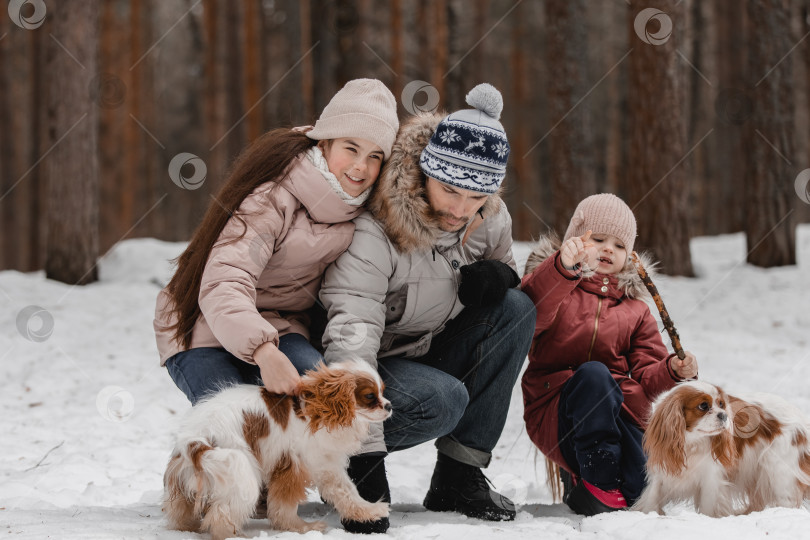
[
  {"x1": 457, "y1": 260, "x2": 520, "y2": 307},
  {"x1": 342, "y1": 453, "x2": 391, "y2": 534}
]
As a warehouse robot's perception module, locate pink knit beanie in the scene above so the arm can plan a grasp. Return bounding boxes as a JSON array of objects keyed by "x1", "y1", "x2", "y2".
[
  {"x1": 306, "y1": 78, "x2": 399, "y2": 158},
  {"x1": 563, "y1": 193, "x2": 637, "y2": 253}
]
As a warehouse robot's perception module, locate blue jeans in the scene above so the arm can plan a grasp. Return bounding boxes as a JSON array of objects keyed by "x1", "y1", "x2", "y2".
[
  {"x1": 557, "y1": 361, "x2": 646, "y2": 504},
  {"x1": 165, "y1": 333, "x2": 323, "y2": 405},
  {"x1": 377, "y1": 289, "x2": 535, "y2": 468}
]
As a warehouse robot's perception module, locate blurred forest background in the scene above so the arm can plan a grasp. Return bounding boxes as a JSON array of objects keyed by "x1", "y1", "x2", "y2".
[{"x1": 0, "y1": 0, "x2": 808, "y2": 282}]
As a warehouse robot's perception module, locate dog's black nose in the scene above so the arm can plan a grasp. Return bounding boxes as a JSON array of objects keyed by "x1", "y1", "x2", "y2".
[
  {"x1": 717, "y1": 412, "x2": 728, "y2": 422},
  {"x1": 384, "y1": 402, "x2": 392, "y2": 412}
]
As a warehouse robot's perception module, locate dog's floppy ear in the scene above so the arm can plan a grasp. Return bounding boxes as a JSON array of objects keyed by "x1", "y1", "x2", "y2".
[
  {"x1": 298, "y1": 363, "x2": 357, "y2": 433},
  {"x1": 710, "y1": 390, "x2": 738, "y2": 469},
  {"x1": 711, "y1": 425, "x2": 735, "y2": 469},
  {"x1": 644, "y1": 388, "x2": 687, "y2": 476}
]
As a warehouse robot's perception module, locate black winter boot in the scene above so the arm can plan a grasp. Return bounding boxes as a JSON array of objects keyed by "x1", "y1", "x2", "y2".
[
  {"x1": 560, "y1": 468, "x2": 574, "y2": 504},
  {"x1": 423, "y1": 453, "x2": 516, "y2": 521},
  {"x1": 341, "y1": 453, "x2": 391, "y2": 534},
  {"x1": 565, "y1": 478, "x2": 627, "y2": 516}
]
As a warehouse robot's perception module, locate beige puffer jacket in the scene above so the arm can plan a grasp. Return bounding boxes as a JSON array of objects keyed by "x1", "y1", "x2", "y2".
[
  {"x1": 154, "y1": 154, "x2": 364, "y2": 366},
  {"x1": 319, "y1": 112, "x2": 516, "y2": 453}
]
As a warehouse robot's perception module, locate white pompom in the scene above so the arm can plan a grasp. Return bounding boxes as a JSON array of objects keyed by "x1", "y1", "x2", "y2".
[{"x1": 465, "y1": 83, "x2": 503, "y2": 120}]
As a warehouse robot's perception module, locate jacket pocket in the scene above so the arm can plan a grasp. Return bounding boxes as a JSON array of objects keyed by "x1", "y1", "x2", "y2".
[
  {"x1": 378, "y1": 332, "x2": 433, "y2": 359},
  {"x1": 386, "y1": 281, "x2": 420, "y2": 330},
  {"x1": 384, "y1": 284, "x2": 408, "y2": 324}
]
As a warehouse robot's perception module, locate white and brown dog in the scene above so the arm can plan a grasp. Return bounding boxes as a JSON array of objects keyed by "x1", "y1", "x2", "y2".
[
  {"x1": 163, "y1": 361, "x2": 392, "y2": 539},
  {"x1": 635, "y1": 380, "x2": 810, "y2": 516}
]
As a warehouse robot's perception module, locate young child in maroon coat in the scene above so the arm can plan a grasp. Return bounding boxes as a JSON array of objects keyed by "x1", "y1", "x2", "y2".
[{"x1": 520, "y1": 194, "x2": 698, "y2": 516}]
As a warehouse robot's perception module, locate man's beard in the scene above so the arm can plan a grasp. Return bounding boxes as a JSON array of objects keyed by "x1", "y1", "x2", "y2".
[{"x1": 428, "y1": 207, "x2": 470, "y2": 232}]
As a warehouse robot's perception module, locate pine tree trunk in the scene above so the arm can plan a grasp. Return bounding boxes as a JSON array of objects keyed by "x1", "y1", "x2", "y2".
[
  {"x1": 0, "y1": 16, "x2": 11, "y2": 270},
  {"x1": 546, "y1": 0, "x2": 597, "y2": 235},
  {"x1": 743, "y1": 0, "x2": 796, "y2": 267},
  {"x1": 153, "y1": 0, "x2": 206, "y2": 242},
  {"x1": 627, "y1": 0, "x2": 693, "y2": 276},
  {"x1": 44, "y1": 1, "x2": 100, "y2": 284},
  {"x1": 713, "y1": 0, "x2": 747, "y2": 235}
]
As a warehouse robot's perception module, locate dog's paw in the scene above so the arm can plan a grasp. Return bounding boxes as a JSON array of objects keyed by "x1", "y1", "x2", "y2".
[
  {"x1": 341, "y1": 500, "x2": 389, "y2": 522},
  {"x1": 360, "y1": 501, "x2": 389, "y2": 521},
  {"x1": 304, "y1": 520, "x2": 328, "y2": 532},
  {"x1": 288, "y1": 519, "x2": 327, "y2": 533}
]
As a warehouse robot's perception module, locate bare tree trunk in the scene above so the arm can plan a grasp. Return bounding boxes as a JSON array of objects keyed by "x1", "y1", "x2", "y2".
[
  {"x1": 98, "y1": 0, "x2": 125, "y2": 251},
  {"x1": 0, "y1": 16, "x2": 45, "y2": 271},
  {"x1": 45, "y1": 1, "x2": 100, "y2": 284},
  {"x1": 713, "y1": 1, "x2": 747, "y2": 235},
  {"x1": 0, "y1": 15, "x2": 12, "y2": 269},
  {"x1": 264, "y1": 0, "x2": 305, "y2": 126},
  {"x1": 244, "y1": 0, "x2": 263, "y2": 142},
  {"x1": 154, "y1": 0, "x2": 206, "y2": 241},
  {"x1": 204, "y1": 0, "x2": 246, "y2": 185},
  {"x1": 431, "y1": 0, "x2": 448, "y2": 106},
  {"x1": 506, "y1": 1, "x2": 527, "y2": 241},
  {"x1": 743, "y1": 0, "x2": 796, "y2": 267},
  {"x1": 546, "y1": 0, "x2": 597, "y2": 235},
  {"x1": 627, "y1": 0, "x2": 693, "y2": 276},
  {"x1": 390, "y1": 0, "x2": 404, "y2": 102},
  {"x1": 591, "y1": 1, "x2": 630, "y2": 197}
]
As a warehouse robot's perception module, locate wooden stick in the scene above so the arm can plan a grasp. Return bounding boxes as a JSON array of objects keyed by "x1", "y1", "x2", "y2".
[{"x1": 630, "y1": 252, "x2": 685, "y2": 360}]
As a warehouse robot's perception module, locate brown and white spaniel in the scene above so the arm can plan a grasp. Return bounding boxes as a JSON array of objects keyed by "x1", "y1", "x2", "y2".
[
  {"x1": 162, "y1": 360, "x2": 392, "y2": 539},
  {"x1": 634, "y1": 380, "x2": 810, "y2": 516}
]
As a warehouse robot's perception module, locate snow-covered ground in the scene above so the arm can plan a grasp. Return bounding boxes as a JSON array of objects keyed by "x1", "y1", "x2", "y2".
[{"x1": 2, "y1": 226, "x2": 809, "y2": 539}]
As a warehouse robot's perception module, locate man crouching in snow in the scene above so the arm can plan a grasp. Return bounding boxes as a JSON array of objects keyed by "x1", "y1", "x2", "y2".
[{"x1": 319, "y1": 83, "x2": 535, "y2": 533}]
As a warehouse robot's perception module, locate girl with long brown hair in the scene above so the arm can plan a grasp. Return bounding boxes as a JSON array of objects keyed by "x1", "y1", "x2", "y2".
[{"x1": 153, "y1": 79, "x2": 399, "y2": 404}]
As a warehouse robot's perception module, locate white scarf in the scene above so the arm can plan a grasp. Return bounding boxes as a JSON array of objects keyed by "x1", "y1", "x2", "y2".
[{"x1": 305, "y1": 146, "x2": 372, "y2": 207}]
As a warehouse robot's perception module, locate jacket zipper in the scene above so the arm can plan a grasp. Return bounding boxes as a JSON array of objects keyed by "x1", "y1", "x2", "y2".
[
  {"x1": 587, "y1": 297, "x2": 603, "y2": 362},
  {"x1": 436, "y1": 249, "x2": 462, "y2": 329}
]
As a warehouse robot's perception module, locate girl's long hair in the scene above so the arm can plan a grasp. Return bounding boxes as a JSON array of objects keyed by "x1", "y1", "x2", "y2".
[{"x1": 164, "y1": 128, "x2": 316, "y2": 349}]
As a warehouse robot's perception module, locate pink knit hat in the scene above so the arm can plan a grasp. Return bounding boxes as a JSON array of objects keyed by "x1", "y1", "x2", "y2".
[
  {"x1": 306, "y1": 78, "x2": 399, "y2": 158},
  {"x1": 563, "y1": 193, "x2": 637, "y2": 253}
]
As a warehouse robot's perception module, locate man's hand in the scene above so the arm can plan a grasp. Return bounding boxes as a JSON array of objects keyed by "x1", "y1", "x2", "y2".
[{"x1": 458, "y1": 260, "x2": 520, "y2": 307}]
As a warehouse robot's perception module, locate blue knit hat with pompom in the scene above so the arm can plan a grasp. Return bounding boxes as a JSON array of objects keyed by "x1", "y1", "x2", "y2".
[{"x1": 419, "y1": 83, "x2": 509, "y2": 194}]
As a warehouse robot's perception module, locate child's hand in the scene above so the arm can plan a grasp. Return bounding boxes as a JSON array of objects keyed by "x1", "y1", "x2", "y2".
[
  {"x1": 560, "y1": 230, "x2": 597, "y2": 270},
  {"x1": 671, "y1": 351, "x2": 698, "y2": 379}
]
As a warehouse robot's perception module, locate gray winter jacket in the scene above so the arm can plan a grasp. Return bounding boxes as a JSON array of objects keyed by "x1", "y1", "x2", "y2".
[{"x1": 319, "y1": 112, "x2": 516, "y2": 453}]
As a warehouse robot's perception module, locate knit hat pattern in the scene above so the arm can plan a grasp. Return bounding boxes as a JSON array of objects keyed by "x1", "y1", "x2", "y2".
[
  {"x1": 307, "y1": 78, "x2": 399, "y2": 158},
  {"x1": 419, "y1": 83, "x2": 510, "y2": 194},
  {"x1": 563, "y1": 193, "x2": 638, "y2": 253}
]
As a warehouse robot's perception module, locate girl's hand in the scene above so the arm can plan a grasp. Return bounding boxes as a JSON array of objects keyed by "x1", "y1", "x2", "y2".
[
  {"x1": 671, "y1": 351, "x2": 698, "y2": 380},
  {"x1": 560, "y1": 230, "x2": 597, "y2": 270},
  {"x1": 253, "y1": 341, "x2": 301, "y2": 395}
]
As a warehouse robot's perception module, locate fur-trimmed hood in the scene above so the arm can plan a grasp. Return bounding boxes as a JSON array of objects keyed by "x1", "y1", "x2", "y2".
[
  {"x1": 523, "y1": 232, "x2": 657, "y2": 300},
  {"x1": 367, "y1": 112, "x2": 504, "y2": 253}
]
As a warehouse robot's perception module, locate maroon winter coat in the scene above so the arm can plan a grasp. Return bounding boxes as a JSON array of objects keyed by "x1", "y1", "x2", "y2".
[{"x1": 520, "y1": 236, "x2": 682, "y2": 471}]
